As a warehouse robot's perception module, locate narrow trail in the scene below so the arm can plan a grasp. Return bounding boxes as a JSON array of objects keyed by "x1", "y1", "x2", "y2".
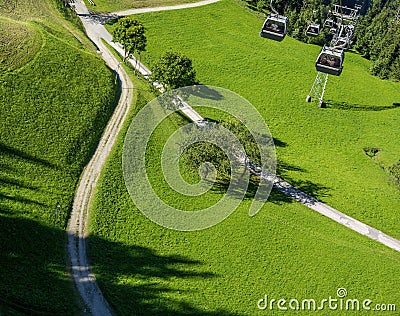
[
  {"x1": 67, "y1": 0, "x2": 400, "y2": 314},
  {"x1": 67, "y1": 0, "x2": 221, "y2": 315},
  {"x1": 67, "y1": 2, "x2": 134, "y2": 315}
]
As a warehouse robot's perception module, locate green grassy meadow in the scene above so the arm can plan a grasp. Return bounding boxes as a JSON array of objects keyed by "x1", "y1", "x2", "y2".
[
  {"x1": 0, "y1": 0, "x2": 118, "y2": 313},
  {"x1": 105, "y1": 0, "x2": 400, "y2": 238},
  {"x1": 84, "y1": 0, "x2": 201, "y2": 13},
  {"x1": 89, "y1": 78, "x2": 400, "y2": 315},
  {"x1": 89, "y1": 3, "x2": 400, "y2": 314}
]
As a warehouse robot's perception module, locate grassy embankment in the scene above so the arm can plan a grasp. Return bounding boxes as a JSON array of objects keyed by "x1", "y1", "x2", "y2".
[{"x1": 0, "y1": 0, "x2": 118, "y2": 313}]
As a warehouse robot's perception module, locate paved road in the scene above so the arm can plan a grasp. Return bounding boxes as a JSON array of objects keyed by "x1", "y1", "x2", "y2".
[{"x1": 260, "y1": 172, "x2": 400, "y2": 252}]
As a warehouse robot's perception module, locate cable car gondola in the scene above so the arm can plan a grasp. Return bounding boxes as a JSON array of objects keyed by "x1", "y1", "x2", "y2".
[
  {"x1": 323, "y1": 17, "x2": 335, "y2": 29},
  {"x1": 334, "y1": 37, "x2": 349, "y2": 48},
  {"x1": 306, "y1": 22, "x2": 320, "y2": 36},
  {"x1": 306, "y1": 10, "x2": 320, "y2": 37},
  {"x1": 315, "y1": 46, "x2": 344, "y2": 76},
  {"x1": 260, "y1": 13, "x2": 288, "y2": 41}
]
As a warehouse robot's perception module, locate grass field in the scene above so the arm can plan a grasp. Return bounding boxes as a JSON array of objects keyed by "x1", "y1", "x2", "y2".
[
  {"x1": 84, "y1": 0, "x2": 202, "y2": 13},
  {"x1": 105, "y1": 0, "x2": 400, "y2": 238},
  {"x1": 0, "y1": 0, "x2": 118, "y2": 314},
  {"x1": 89, "y1": 4, "x2": 400, "y2": 314}
]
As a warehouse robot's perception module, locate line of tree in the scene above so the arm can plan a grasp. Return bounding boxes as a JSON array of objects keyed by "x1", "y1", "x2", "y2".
[
  {"x1": 353, "y1": 0, "x2": 400, "y2": 80},
  {"x1": 111, "y1": 17, "x2": 197, "y2": 89},
  {"x1": 247, "y1": 0, "x2": 400, "y2": 81}
]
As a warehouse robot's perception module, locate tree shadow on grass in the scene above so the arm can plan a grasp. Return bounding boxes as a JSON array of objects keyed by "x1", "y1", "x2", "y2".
[
  {"x1": 0, "y1": 141, "x2": 56, "y2": 169},
  {"x1": 0, "y1": 192, "x2": 46, "y2": 207},
  {"x1": 87, "y1": 235, "x2": 241, "y2": 316},
  {"x1": 205, "y1": 136, "x2": 331, "y2": 205},
  {"x1": 325, "y1": 101, "x2": 400, "y2": 111},
  {"x1": 0, "y1": 143, "x2": 53, "y2": 215},
  {"x1": 88, "y1": 11, "x2": 120, "y2": 25},
  {"x1": 0, "y1": 215, "x2": 79, "y2": 315},
  {"x1": 188, "y1": 85, "x2": 224, "y2": 101},
  {"x1": 0, "y1": 175, "x2": 39, "y2": 191},
  {"x1": 285, "y1": 179, "x2": 331, "y2": 201}
]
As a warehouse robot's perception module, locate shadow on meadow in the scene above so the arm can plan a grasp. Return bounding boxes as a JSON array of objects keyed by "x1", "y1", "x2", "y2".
[
  {"x1": 189, "y1": 85, "x2": 224, "y2": 101},
  {"x1": 0, "y1": 142, "x2": 52, "y2": 216},
  {"x1": 88, "y1": 235, "x2": 241, "y2": 316},
  {"x1": 0, "y1": 143, "x2": 82, "y2": 314},
  {"x1": 325, "y1": 101, "x2": 400, "y2": 111},
  {"x1": 0, "y1": 141, "x2": 57, "y2": 169},
  {"x1": 0, "y1": 215, "x2": 79, "y2": 315},
  {"x1": 208, "y1": 136, "x2": 330, "y2": 205}
]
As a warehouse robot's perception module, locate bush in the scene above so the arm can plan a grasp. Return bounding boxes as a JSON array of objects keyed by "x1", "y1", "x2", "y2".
[{"x1": 388, "y1": 161, "x2": 400, "y2": 187}]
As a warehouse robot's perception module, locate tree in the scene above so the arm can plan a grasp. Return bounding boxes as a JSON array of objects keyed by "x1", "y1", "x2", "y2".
[
  {"x1": 180, "y1": 117, "x2": 263, "y2": 181},
  {"x1": 112, "y1": 17, "x2": 147, "y2": 63},
  {"x1": 151, "y1": 51, "x2": 197, "y2": 90},
  {"x1": 353, "y1": 0, "x2": 400, "y2": 80}
]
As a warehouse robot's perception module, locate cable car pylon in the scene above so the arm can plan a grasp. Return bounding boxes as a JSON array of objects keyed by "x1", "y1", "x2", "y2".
[
  {"x1": 307, "y1": 2, "x2": 361, "y2": 107},
  {"x1": 306, "y1": 71, "x2": 329, "y2": 108}
]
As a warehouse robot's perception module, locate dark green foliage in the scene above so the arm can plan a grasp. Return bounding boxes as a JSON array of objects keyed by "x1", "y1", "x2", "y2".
[
  {"x1": 54, "y1": 0, "x2": 85, "y2": 32},
  {"x1": 246, "y1": 0, "x2": 400, "y2": 80},
  {"x1": 180, "y1": 118, "x2": 262, "y2": 190},
  {"x1": 363, "y1": 146, "x2": 381, "y2": 157},
  {"x1": 354, "y1": 0, "x2": 400, "y2": 80},
  {"x1": 151, "y1": 51, "x2": 197, "y2": 90},
  {"x1": 244, "y1": 0, "x2": 339, "y2": 45},
  {"x1": 388, "y1": 160, "x2": 400, "y2": 186},
  {"x1": 221, "y1": 118, "x2": 261, "y2": 166},
  {"x1": 180, "y1": 129, "x2": 232, "y2": 179},
  {"x1": 112, "y1": 17, "x2": 147, "y2": 61}
]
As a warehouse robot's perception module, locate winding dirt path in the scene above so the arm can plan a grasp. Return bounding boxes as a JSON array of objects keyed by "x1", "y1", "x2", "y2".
[
  {"x1": 67, "y1": 0, "x2": 221, "y2": 314},
  {"x1": 67, "y1": 3, "x2": 133, "y2": 316}
]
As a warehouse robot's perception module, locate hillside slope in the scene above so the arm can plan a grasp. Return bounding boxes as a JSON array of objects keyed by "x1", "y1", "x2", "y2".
[
  {"x1": 89, "y1": 1, "x2": 400, "y2": 314},
  {"x1": 0, "y1": 0, "x2": 118, "y2": 314}
]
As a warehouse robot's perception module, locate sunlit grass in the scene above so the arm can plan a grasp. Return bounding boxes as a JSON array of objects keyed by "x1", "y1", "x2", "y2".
[
  {"x1": 90, "y1": 13, "x2": 400, "y2": 314},
  {"x1": 84, "y1": 0, "x2": 202, "y2": 13}
]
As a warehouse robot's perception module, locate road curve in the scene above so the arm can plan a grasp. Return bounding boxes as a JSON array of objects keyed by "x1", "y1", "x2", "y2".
[
  {"x1": 67, "y1": 3, "x2": 133, "y2": 316},
  {"x1": 67, "y1": 0, "x2": 221, "y2": 315}
]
